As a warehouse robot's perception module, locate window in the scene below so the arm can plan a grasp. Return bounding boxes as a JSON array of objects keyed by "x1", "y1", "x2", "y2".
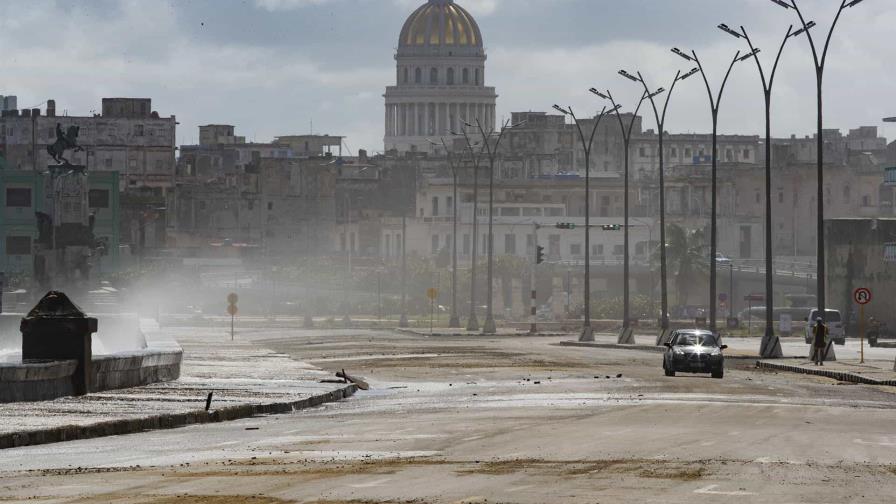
[
  {"x1": 403, "y1": 68, "x2": 409, "y2": 84},
  {"x1": 463, "y1": 233, "x2": 471, "y2": 255},
  {"x1": 522, "y1": 207, "x2": 541, "y2": 217},
  {"x1": 430, "y1": 67, "x2": 438, "y2": 84},
  {"x1": 5, "y1": 236, "x2": 31, "y2": 255},
  {"x1": 155, "y1": 159, "x2": 164, "y2": 171},
  {"x1": 613, "y1": 245, "x2": 624, "y2": 255},
  {"x1": 843, "y1": 185, "x2": 851, "y2": 203},
  {"x1": 504, "y1": 234, "x2": 516, "y2": 255},
  {"x1": 778, "y1": 191, "x2": 784, "y2": 204},
  {"x1": 267, "y1": 202, "x2": 273, "y2": 210},
  {"x1": 743, "y1": 149, "x2": 750, "y2": 160},
  {"x1": 5, "y1": 188, "x2": 31, "y2": 207},
  {"x1": 570, "y1": 243, "x2": 582, "y2": 256},
  {"x1": 88, "y1": 189, "x2": 110, "y2": 208},
  {"x1": 595, "y1": 244, "x2": 604, "y2": 255},
  {"x1": 134, "y1": 124, "x2": 144, "y2": 136},
  {"x1": 432, "y1": 196, "x2": 439, "y2": 216},
  {"x1": 671, "y1": 147, "x2": 677, "y2": 157},
  {"x1": 685, "y1": 147, "x2": 692, "y2": 158},
  {"x1": 755, "y1": 191, "x2": 761, "y2": 204},
  {"x1": 546, "y1": 207, "x2": 563, "y2": 217},
  {"x1": 499, "y1": 207, "x2": 520, "y2": 216},
  {"x1": 447, "y1": 196, "x2": 453, "y2": 212},
  {"x1": 104, "y1": 158, "x2": 113, "y2": 168},
  {"x1": 432, "y1": 234, "x2": 440, "y2": 254},
  {"x1": 726, "y1": 149, "x2": 733, "y2": 161},
  {"x1": 463, "y1": 68, "x2": 470, "y2": 84},
  {"x1": 475, "y1": 68, "x2": 480, "y2": 85},
  {"x1": 482, "y1": 233, "x2": 488, "y2": 254},
  {"x1": 447, "y1": 68, "x2": 455, "y2": 85},
  {"x1": 415, "y1": 67, "x2": 422, "y2": 84},
  {"x1": 639, "y1": 147, "x2": 647, "y2": 157}
]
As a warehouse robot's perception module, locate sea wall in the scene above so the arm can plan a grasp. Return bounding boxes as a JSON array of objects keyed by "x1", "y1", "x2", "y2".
[{"x1": 0, "y1": 318, "x2": 181, "y2": 403}]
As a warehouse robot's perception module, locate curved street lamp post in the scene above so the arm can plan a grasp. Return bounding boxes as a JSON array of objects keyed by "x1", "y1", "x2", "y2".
[
  {"x1": 428, "y1": 138, "x2": 463, "y2": 328},
  {"x1": 672, "y1": 45, "x2": 743, "y2": 333},
  {"x1": 621, "y1": 68, "x2": 696, "y2": 343},
  {"x1": 455, "y1": 129, "x2": 484, "y2": 331},
  {"x1": 773, "y1": 0, "x2": 865, "y2": 325},
  {"x1": 590, "y1": 89, "x2": 650, "y2": 344},
  {"x1": 552, "y1": 104, "x2": 617, "y2": 342},
  {"x1": 721, "y1": 22, "x2": 801, "y2": 356},
  {"x1": 464, "y1": 118, "x2": 525, "y2": 335}
]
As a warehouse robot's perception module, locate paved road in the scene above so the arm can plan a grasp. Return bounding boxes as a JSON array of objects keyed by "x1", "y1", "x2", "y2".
[{"x1": 2, "y1": 328, "x2": 896, "y2": 503}]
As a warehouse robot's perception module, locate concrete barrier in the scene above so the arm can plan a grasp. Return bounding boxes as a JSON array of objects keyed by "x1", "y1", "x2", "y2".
[{"x1": 0, "y1": 318, "x2": 182, "y2": 402}]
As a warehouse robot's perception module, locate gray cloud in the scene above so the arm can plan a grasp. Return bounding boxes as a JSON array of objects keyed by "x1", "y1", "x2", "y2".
[{"x1": 0, "y1": 0, "x2": 891, "y2": 153}]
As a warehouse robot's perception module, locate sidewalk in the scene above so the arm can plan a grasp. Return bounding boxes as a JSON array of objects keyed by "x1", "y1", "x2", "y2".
[
  {"x1": 0, "y1": 323, "x2": 356, "y2": 449},
  {"x1": 757, "y1": 358, "x2": 896, "y2": 386}
]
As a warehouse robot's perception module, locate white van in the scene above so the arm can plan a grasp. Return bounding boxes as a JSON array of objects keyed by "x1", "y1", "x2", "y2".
[{"x1": 804, "y1": 308, "x2": 845, "y2": 345}]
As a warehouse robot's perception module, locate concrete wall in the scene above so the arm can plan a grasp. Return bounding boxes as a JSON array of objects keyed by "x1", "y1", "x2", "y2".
[{"x1": 0, "y1": 318, "x2": 181, "y2": 403}]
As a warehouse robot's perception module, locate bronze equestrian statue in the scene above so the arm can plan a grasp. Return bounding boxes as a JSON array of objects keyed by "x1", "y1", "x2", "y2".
[{"x1": 46, "y1": 123, "x2": 83, "y2": 165}]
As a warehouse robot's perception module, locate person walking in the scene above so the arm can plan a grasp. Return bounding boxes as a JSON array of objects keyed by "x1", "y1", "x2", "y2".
[{"x1": 811, "y1": 317, "x2": 828, "y2": 366}]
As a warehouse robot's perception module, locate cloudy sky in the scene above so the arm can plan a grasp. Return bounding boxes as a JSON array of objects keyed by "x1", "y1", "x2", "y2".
[{"x1": 1, "y1": 0, "x2": 892, "y2": 153}]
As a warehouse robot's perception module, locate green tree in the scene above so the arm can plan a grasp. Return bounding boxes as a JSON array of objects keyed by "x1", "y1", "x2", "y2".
[{"x1": 659, "y1": 224, "x2": 708, "y2": 307}]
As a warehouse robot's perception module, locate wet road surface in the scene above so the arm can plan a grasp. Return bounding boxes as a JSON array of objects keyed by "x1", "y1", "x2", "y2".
[{"x1": 2, "y1": 328, "x2": 896, "y2": 503}]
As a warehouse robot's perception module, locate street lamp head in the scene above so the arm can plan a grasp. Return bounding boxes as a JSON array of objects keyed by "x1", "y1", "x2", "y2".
[
  {"x1": 718, "y1": 23, "x2": 743, "y2": 39},
  {"x1": 462, "y1": 120, "x2": 474, "y2": 128},
  {"x1": 846, "y1": 0, "x2": 864, "y2": 7},
  {"x1": 790, "y1": 21, "x2": 816, "y2": 37},
  {"x1": 552, "y1": 104, "x2": 570, "y2": 115},
  {"x1": 589, "y1": 88, "x2": 610, "y2": 100},
  {"x1": 737, "y1": 48, "x2": 761, "y2": 62},
  {"x1": 609, "y1": 104, "x2": 623, "y2": 112},
  {"x1": 679, "y1": 67, "x2": 700, "y2": 81},
  {"x1": 618, "y1": 69, "x2": 640, "y2": 82},
  {"x1": 769, "y1": 0, "x2": 792, "y2": 9},
  {"x1": 884, "y1": 117, "x2": 896, "y2": 123},
  {"x1": 671, "y1": 47, "x2": 694, "y2": 61},
  {"x1": 648, "y1": 87, "x2": 666, "y2": 99}
]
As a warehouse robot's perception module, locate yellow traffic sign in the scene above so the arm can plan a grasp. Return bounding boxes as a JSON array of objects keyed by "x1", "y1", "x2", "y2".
[{"x1": 426, "y1": 288, "x2": 438, "y2": 300}]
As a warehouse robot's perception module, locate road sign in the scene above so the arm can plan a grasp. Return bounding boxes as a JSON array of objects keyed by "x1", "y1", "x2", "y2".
[
  {"x1": 227, "y1": 292, "x2": 238, "y2": 340},
  {"x1": 227, "y1": 292, "x2": 239, "y2": 305},
  {"x1": 227, "y1": 304, "x2": 238, "y2": 316},
  {"x1": 718, "y1": 293, "x2": 728, "y2": 302},
  {"x1": 426, "y1": 287, "x2": 438, "y2": 300},
  {"x1": 744, "y1": 293, "x2": 765, "y2": 302},
  {"x1": 854, "y1": 287, "x2": 872, "y2": 305}
]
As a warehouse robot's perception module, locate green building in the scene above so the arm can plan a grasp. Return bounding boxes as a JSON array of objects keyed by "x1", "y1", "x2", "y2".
[{"x1": 1, "y1": 169, "x2": 120, "y2": 276}]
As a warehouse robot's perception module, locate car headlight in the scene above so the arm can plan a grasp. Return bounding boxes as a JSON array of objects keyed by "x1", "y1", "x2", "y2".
[
  {"x1": 710, "y1": 348, "x2": 722, "y2": 356},
  {"x1": 673, "y1": 349, "x2": 685, "y2": 356}
]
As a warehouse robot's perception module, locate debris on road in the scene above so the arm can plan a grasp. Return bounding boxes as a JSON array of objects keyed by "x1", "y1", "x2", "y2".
[{"x1": 336, "y1": 370, "x2": 370, "y2": 390}]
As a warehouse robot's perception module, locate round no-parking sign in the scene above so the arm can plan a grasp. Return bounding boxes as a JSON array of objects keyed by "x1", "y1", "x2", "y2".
[{"x1": 854, "y1": 288, "x2": 872, "y2": 305}]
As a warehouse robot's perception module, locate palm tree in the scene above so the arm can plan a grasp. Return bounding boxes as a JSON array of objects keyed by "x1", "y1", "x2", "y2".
[{"x1": 661, "y1": 224, "x2": 709, "y2": 309}]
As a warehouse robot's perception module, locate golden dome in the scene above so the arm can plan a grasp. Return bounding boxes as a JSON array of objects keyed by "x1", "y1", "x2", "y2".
[{"x1": 399, "y1": 0, "x2": 483, "y2": 48}]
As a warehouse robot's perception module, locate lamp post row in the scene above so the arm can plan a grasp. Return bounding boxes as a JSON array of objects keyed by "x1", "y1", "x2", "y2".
[{"x1": 415, "y1": 0, "x2": 862, "y2": 343}]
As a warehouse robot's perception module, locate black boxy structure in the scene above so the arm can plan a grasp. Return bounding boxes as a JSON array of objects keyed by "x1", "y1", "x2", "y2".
[{"x1": 20, "y1": 291, "x2": 98, "y2": 396}]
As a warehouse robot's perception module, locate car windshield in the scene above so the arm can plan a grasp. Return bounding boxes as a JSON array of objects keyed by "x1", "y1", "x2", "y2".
[{"x1": 673, "y1": 333, "x2": 718, "y2": 347}]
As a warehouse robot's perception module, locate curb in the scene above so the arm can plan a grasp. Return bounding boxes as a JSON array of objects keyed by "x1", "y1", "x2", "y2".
[
  {"x1": 556, "y1": 341, "x2": 802, "y2": 361},
  {"x1": 0, "y1": 384, "x2": 357, "y2": 450},
  {"x1": 557, "y1": 341, "x2": 665, "y2": 353},
  {"x1": 395, "y1": 328, "x2": 572, "y2": 337},
  {"x1": 756, "y1": 361, "x2": 896, "y2": 386}
]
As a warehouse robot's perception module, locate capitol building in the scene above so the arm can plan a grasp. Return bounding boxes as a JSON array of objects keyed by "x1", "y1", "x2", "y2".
[{"x1": 384, "y1": 0, "x2": 498, "y2": 153}]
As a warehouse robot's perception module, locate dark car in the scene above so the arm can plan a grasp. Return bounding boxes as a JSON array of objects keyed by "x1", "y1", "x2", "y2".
[{"x1": 662, "y1": 329, "x2": 727, "y2": 379}]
